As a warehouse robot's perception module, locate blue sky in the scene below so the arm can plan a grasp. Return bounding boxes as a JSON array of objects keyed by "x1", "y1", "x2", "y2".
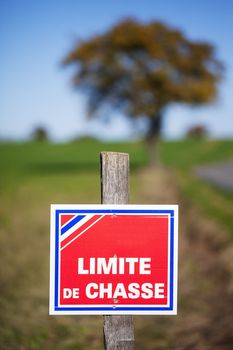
[{"x1": 1, "y1": 0, "x2": 233, "y2": 141}]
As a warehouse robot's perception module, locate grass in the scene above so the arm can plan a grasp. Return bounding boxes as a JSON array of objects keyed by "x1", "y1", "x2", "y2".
[
  {"x1": 161, "y1": 138, "x2": 233, "y2": 169},
  {"x1": 1, "y1": 137, "x2": 233, "y2": 230},
  {"x1": 0, "y1": 137, "x2": 233, "y2": 349},
  {"x1": 1, "y1": 137, "x2": 232, "y2": 232},
  {"x1": 0, "y1": 139, "x2": 146, "y2": 349},
  {"x1": 161, "y1": 138, "x2": 233, "y2": 233}
]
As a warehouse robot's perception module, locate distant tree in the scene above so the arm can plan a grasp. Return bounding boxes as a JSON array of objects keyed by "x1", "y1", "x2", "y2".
[
  {"x1": 32, "y1": 127, "x2": 48, "y2": 142},
  {"x1": 63, "y1": 18, "x2": 223, "y2": 166},
  {"x1": 187, "y1": 125, "x2": 208, "y2": 139}
]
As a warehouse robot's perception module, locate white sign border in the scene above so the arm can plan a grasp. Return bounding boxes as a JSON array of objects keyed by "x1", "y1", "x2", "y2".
[{"x1": 50, "y1": 204, "x2": 178, "y2": 315}]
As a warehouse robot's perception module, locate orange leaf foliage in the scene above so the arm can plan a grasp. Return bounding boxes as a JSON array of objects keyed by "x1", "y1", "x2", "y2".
[{"x1": 63, "y1": 18, "x2": 223, "y2": 119}]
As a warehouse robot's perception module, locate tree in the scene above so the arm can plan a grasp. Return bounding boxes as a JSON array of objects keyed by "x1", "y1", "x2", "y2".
[
  {"x1": 32, "y1": 126, "x2": 49, "y2": 142},
  {"x1": 187, "y1": 125, "x2": 208, "y2": 139},
  {"x1": 63, "y1": 18, "x2": 223, "y2": 166}
]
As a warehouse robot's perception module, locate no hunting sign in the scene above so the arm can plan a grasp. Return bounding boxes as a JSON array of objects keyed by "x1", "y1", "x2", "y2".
[{"x1": 50, "y1": 204, "x2": 178, "y2": 315}]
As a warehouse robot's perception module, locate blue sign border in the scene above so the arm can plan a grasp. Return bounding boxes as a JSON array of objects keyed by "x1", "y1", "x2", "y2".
[{"x1": 54, "y1": 209, "x2": 175, "y2": 312}]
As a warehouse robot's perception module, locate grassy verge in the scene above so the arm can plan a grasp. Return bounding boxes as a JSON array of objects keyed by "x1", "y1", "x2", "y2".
[
  {"x1": 0, "y1": 137, "x2": 233, "y2": 349},
  {"x1": 161, "y1": 138, "x2": 233, "y2": 234},
  {"x1": 1, "y1": 138, "x2": 233, "y2": 234},
  {"x1": 177, "y1": 171, "x2": 233, "y2": 233}
]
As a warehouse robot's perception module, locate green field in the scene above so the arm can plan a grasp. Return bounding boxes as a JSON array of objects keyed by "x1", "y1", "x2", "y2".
[
  {"x1": 0, "y1": 138, "x2": 233, "y2": 350},
  {"x1": 1, "y1": 138, "x2": 233, "y2": 231}
]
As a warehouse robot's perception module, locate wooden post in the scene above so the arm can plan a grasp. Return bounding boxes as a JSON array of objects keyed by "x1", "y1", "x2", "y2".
[{"x1": 100, "y1": 151, "x2": 134, "y2": 350}]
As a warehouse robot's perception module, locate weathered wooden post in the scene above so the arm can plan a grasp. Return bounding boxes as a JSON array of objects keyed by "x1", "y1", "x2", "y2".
[{"x1": 100, "y1": 151, "x2": 134, "y2": 350}]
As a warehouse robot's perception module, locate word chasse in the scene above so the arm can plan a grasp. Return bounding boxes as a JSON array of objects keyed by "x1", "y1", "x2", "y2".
[{"x1": 63, "y1": 257, "x2": 165, "y2": 300}]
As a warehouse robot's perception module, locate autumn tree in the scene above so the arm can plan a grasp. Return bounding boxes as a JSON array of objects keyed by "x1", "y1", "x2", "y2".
[{"x1": 63, "y1": 18, "x2": 222, "y2": 165}]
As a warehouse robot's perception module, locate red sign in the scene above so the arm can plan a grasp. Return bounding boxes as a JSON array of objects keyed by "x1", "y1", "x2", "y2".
[{"x1": 50, "y1": 205, "x2": 178, "y2": 315}]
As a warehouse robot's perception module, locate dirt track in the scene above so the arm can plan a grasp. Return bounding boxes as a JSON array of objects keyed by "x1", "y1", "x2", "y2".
[{"x1": 135, "y1": 168, "x2": 233, "y2": 350}]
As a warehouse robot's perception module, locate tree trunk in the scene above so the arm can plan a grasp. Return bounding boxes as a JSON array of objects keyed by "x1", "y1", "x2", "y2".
[{"x1": 145, "y1": 113, "x2": 162, "y2": 167}]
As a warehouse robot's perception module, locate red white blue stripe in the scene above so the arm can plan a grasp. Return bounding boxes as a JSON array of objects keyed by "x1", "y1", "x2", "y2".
[{"x1": 60, "y1": 214, "x2": 104, "y2": 250}]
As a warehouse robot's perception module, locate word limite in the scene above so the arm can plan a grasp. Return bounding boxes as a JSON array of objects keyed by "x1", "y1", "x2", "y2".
[{"x1": 77, "y1": 257, "x2": 152, "y2": 275}]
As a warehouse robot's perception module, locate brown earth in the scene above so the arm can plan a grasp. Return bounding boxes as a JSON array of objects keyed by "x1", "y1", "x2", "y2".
[
  {"x1": 135, "y1": 168, "x2": 233, "y2": 350},
  {"x1": 0, "y1": 167, "x2": 233, "y2": 350}
]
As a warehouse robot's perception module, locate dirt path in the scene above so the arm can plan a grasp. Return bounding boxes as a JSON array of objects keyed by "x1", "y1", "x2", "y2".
[
  {"x1": 135, "y1": 168, "x2": 233, "y2": 350},
  {"x1": 196, "y1": 158, "x2": 233, "y2": 192}
]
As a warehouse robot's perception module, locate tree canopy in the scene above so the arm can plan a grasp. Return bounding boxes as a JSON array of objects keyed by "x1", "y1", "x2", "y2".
[{"x1": 63, "y1": 18, "x2": 223, "y2": 164}]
